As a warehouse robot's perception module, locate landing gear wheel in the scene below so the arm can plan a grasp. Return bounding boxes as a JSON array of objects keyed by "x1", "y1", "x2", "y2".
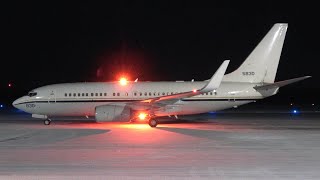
[
  {"x1": 148, "y1": 119, "x2": 158, "y2": 127},
  {"x1": 44, "y1": 119, "x2": 51, "y2": 125}
]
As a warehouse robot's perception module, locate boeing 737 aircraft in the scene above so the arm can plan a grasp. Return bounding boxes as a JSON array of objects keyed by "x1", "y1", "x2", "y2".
[{"x1": 13, "y1": 23, "x2": 310, "y2": 127}]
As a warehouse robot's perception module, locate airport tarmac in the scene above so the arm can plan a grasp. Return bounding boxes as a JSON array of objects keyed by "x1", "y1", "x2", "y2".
[{"x1": 0, "y1": 112, "x2": 320, "y2": 179}]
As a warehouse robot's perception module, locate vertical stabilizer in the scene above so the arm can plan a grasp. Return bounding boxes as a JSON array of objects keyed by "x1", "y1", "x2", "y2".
[{"x1": 223, "y1": 23, "x2": 288, "y2": 83}]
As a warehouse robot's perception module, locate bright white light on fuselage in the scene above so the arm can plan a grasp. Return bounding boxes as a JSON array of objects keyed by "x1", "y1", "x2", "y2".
[
  {"x1": 193, "y1": 89, "x2": 197, "y2": 93},
  {"x1": 119, "y1": 77, "x2": 128, "y2": 86}
]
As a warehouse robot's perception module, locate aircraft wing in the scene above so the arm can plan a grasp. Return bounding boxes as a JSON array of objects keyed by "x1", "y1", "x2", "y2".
[{"x1": 139, "y1": 60, "x2": 230, "y2": 106}]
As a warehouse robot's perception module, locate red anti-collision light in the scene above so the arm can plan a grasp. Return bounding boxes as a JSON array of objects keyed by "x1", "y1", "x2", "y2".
[{"x1": 119, "y1": 78, "x2": 128, "y2": 86}]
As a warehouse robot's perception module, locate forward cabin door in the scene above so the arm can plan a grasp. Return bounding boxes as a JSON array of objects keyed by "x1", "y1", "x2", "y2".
[{"x1": 48, "y1": 90, "x2": 56, "y2": 103}]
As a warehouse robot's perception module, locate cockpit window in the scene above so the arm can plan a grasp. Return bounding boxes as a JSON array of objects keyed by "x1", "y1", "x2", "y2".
[{"x1": 28, "y1": 92, "x2": 37, "y2": 97}]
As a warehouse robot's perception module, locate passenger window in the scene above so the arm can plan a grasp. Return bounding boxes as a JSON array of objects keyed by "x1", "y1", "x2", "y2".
[
  {"x1": 125, "y1": 92, "x2": 128, "y2": 96},
  {"x1": 113, "y1": 93, "x2": 116, "y2": 96},
  {"x1": 149, "y1": 92, "x2": 152, "y2": 96},
  {"x1": 95, "y1": 93, "x2": 98, "y2": 96},
  {"x1": 82, "y1": 93, "x2": 85, "y2": 96},
  {"x1": 144, "y1": 92, "x2": 147, "y2": 96},
  {"x1": 117, "y1": 93, "x2": 120, "y2": 96},
  {"x1": 73, "y1": 93, "x2": 76, "y2": 97},
  {"x1": 104, "y1": 93, "x2": 107, "y2": 96},
  {"x1": 91, "y1": 93, "x2": 94, "y2": 96},
  {"x1": 65, "y1": 93, "x2": 67, "y2": 97},
  {"x1": 86, "y1": 93, "x2": 88, "y2": 96},
  {"x1": 140, "y1": 92, "x2": 142, "y2": 96},
  {"x1": 100, "y1": 93, "x2": 102, "y2": 96},
  {"x1": 171, "y1": 92, "x2": 174, "y2": 95},
  {"x1": 153, "y1": 92, "x2": 156, "y2": 96},
  {"x1": 78, "y1": 93, "x2": 81, "y2": 96},
  {"x1": 134, "y1": 92, "x2": 137, "y2": 96},
  {"x1": 69, "y1": 93, "x2": 72, "y2": 97},
  {"x1": 162, "y1": 92, "x2": 165, "y2": 95}
]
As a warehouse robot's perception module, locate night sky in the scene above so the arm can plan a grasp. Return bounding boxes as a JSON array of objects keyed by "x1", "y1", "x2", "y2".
[{"x1": 1, "y1": 2, "x2": 319, "y2": 107}]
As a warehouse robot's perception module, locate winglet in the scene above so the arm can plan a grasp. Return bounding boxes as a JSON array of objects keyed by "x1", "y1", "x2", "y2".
[{"x1": 200, "y1": 60, "x2": 230, "y2": 92}]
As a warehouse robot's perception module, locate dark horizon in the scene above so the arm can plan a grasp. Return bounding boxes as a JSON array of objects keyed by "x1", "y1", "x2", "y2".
[{"x1": 1, "y1": 2, "x2": 318, "y2": 107}]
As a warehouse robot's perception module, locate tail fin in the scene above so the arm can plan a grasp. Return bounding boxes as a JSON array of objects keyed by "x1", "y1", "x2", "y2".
[{"x1": 223, "y1": 23, "x2": 288, "y2": 83}]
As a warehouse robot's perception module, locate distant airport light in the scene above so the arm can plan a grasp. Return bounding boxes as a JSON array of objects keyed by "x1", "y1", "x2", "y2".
[
  {"x1": 138, "y1": 113, "x2": 147, "y2": 120},
  {"x1": 290, "y1": 103, "x2": 293, "y2": 106},
  {"x1": 312, "y1": 104, "x2": 315, "y2": 106},
  {"x1": 8, "y1": 83, "x2": 12, "y2": 87},
  {"x1": 0, "y1": 104, "x2": 3, "y2": 108},
  {"x1": 119, "y1": 77, "x2": 128, "y2": 86},
  {"x1": 292, "y1": 109, "x2": 299, "y2": 114}
]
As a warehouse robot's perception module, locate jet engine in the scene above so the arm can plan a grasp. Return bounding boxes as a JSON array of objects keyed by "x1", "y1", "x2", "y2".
[{"x1": 95, "y1": 105, "x2": 131, "y2": 122}]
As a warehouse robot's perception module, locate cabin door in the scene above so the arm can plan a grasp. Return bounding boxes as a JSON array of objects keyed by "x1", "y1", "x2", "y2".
[{"x1": 48, "y1": 90, "x2": 56, "y2": 103}]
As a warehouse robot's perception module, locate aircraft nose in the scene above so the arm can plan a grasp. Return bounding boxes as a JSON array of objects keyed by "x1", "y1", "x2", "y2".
[{"x1": 12, "y1": 98, "x2": 22, "y2": 108}]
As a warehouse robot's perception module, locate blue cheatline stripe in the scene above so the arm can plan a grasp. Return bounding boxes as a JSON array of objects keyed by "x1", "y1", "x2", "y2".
[
  {"x1": 14, "y1": 99, "x2": 139, "y2": 105},
  {"x1": 14, "y1": 98, "x2": 257, "y2": 105}
]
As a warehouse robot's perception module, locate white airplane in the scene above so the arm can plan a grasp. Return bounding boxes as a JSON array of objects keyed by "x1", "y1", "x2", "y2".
[{"x1": 13, "y1": 23, "x2": 310, "y2": 127}]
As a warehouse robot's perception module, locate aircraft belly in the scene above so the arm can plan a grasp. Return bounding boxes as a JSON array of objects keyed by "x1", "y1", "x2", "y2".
[{"x1": 33, "y1": 102, "x2": 109, "y2": 116}]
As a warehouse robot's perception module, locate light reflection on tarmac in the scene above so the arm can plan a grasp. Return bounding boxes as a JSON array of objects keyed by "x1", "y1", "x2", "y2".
[{"x1": 0, "y1": 113, "x2": 320, "y2": 179}]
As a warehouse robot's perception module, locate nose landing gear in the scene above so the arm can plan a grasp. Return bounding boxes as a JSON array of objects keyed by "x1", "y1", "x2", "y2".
[{"x1": 44, "y1": 119, "x2": 51, "y2": 125}]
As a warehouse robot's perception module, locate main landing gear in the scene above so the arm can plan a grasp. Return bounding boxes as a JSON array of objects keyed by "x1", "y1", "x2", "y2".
[
  {"x1": 44, "y1": 119, "x2": 51, "y2": 125},
  {"x1": 148, "y1": 119, "x2": 158, "y2": 127}
]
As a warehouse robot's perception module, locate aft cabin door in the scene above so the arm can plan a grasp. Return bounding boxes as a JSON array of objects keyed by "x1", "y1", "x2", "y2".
[
  {"x1": 48, "y1": 90, "x2": 56, "y2": 103},
  {"x1": 228, "y1": 93, "x2": 236, "y2": 102}
]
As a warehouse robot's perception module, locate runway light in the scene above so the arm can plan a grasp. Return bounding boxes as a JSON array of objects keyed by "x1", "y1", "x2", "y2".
[
  {"x1": 119, "y1": 77, "x2": 128, "y2": 86},
  {"x1": 292, "y1": 109, "x2": 299, "y2": 114},
  {"x1": 138, "y1": 113, "x2": 147, "y2": 120}
]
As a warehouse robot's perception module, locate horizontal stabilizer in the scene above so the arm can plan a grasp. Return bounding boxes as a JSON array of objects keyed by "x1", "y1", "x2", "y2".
[{"x1": 254, "y1": 76, "x2": 311, "y2": 90}]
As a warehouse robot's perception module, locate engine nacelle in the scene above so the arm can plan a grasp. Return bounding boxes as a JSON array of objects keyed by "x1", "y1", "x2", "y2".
[{"x1": 95, "y1": 105, "x2": 131, "y2": 122}]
